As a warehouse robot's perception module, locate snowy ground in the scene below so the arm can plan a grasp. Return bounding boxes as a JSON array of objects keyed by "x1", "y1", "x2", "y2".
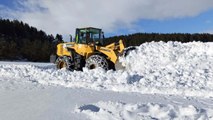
[{"x1": 0, "y1": 41, "x2": 213, "y2": 120}]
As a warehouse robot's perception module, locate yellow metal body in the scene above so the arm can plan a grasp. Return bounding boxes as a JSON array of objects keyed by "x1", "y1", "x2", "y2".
[{"x1": 56, "y1": 40, "x2": 125, "y2": 63}]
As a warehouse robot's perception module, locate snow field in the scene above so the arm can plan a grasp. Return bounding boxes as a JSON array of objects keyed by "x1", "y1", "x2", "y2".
[
  {"x1": 1, "y1": 41, "x2": 213, "y2": 120},
  {"x1": 0, "y1": 41, "x2": 213, "y2": 98},
  {"x1": 76, "y1": 101, "x2": 213, "y2": 120}
]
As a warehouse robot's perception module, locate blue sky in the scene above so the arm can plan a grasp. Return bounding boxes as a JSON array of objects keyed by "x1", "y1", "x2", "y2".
[
  {"x1": 0, "y1": 0, "x2": 213, "y2": 38},
  {"x1": 111, "y1": 9, "x2": 213, "y2": 36},
  {"x1": 0, "y1": 0, "x2": 11, "y2": 7}
]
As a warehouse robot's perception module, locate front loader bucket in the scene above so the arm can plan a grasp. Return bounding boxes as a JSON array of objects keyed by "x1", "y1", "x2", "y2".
[
  {"x1": 115, "y1": 46, "x2": 137, "y2": 70},
  {"x1": 123, "y1": 46, "x2": 136, "y2": 57},
  {"x1": 115, "y1": 61, "x2": 126, "y2": 70}
]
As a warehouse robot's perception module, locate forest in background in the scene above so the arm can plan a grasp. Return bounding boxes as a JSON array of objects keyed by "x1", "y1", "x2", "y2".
[
  {"x1": 105, "y1": 33, "x2": 213, "y2": 47},
  {"x1": 0, "y1": 19, "x2": 213, "y2": 62},
  {"x1": 0, "y1": 19, "x2": 63, "y2": 62}
]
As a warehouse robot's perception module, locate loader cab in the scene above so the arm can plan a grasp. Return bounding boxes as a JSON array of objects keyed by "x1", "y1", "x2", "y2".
[{"x1": 75, "y1": 27, "x2": 103, "y2": 45}]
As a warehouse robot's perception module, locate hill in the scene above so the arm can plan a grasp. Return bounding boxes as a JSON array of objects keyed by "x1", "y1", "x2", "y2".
[{"x1": 0, "y1": 19, "x2": 63, "y2": 62}]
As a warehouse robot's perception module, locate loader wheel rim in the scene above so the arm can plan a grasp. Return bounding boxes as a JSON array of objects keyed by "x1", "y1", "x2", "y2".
[
  {"x1": 89, "y1": 64, "x2": 96, "y2": 69},
  {"x1": 61, "y1": 62, "x2": 67, "y2": 68},
  {"x1": 59, "y1": 61, "x2": 67, "y2": 69}
]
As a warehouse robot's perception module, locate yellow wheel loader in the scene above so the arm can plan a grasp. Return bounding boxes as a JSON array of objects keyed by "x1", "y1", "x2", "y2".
[{"x1": 54, "y1": 27, "x2": 126, "y2": 71}]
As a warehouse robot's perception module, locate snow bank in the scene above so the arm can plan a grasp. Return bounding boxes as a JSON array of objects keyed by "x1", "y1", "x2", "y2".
[
  {"x1": 1, "y1": 42, "x2": 213, "y2": 97},
  {"x1": 76, "y1": 101, "x2": 213, "y2": 120}
]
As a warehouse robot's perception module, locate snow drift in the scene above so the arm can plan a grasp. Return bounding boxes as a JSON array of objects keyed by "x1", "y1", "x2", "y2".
[
  {"x1": 0, "y1": 41, "x2": 213, "y2": 97},
  {"x1": 76, "y1": 101, "x2": 213, "y2": 120}
]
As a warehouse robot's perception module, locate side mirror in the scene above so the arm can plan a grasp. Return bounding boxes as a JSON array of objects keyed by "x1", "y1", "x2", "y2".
[
  {"x1": 101, "y1": 32, "x2": 105, "y2": 39},
  {"x1": 69, "y1": 34, "x2": 72, "y2": 42}
]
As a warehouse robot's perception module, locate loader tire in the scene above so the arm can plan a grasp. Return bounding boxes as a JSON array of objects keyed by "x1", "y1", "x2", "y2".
[
  {"x1": 55, "y1": 56, "x2": 74, "y2": 71},
  {"x1": 85, "y1": 55, "x2": 109, "y2": 70}
]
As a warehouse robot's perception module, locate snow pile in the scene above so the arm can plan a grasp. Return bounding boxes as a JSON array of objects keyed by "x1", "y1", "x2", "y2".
[
  {"x1": 120, "y1": 41, "x2": 213, "y2": 96},
  {"x1": 1, "y1": 42, "x2": 213, "y2": 97},
  {"x1": 76, "y1": 101, "x2": 213, "y2": 120}
]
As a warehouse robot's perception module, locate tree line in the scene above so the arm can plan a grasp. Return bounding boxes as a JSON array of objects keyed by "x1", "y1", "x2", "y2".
[
  {"x1": 104, "y1": 33, "x2": 213, "y2": 47},
  {"x1": 0, "y1": 19, "x2": 213, "y2": 62},
  {"x1": 0, "y1": 19, "x2": 63, "y2": 62}
]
